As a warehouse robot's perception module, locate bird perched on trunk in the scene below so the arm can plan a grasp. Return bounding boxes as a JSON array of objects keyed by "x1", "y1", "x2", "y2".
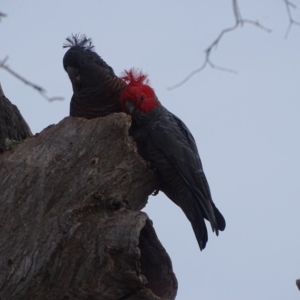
[
  {"x1": 0, "y1": 83, "x2": 32, "y2": 153},
  {"x1": 120, "y1": 69, "x2": 225, "y2": 250},
  {"x1": 63, "y1": 34, "x2": 126, "y2": 118}
]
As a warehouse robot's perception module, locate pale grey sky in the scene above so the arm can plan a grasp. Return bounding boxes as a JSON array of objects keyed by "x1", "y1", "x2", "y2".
[{"x1": 1, "y1": 1, "x2": 300, "y2": 299}]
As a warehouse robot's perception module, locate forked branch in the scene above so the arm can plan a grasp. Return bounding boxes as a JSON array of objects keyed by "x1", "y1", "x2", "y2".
[
  {"x1": 0, "y1": 56, "x2": 63, "y2": 102},
  {"x1": 283, "y1": 0, "x2": 300, "y2": 38},
  {"x1": 168, "y1": 0, "x2": 272, "y2": 89}
]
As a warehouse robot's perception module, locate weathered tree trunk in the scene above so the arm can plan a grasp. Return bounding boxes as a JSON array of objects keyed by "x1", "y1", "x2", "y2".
[{"x1": 0, "y1": 106, "x2": 177, "y2": 299}]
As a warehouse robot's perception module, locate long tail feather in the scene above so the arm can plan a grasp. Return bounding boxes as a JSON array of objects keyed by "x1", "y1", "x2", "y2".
[{"x1": 192, "y1": 218, "x2": 208, "y2": 251}]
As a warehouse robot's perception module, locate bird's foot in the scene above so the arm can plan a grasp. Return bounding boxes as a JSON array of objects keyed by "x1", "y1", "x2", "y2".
[{"x1": 5, "y1": 138, "x2": 20, "y2": 150}]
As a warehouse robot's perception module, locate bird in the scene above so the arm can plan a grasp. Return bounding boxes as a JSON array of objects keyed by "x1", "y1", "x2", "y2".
[
  {"x1": 119, "y1": 68, "x2": 225, "y2": 250},
  {"x1": 63, "y1": 34, "x2": 126, "y2": 119},
  {"x1": 0, "y1": 83, "x2": 32, "y2": 153}
]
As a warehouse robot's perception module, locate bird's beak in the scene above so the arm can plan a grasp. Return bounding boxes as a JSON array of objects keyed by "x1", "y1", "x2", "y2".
[
  {"x1": 125, "y1": 101, "x2": 135, "y2": 115},
  {"x1": 66, "y1": 66, "x2": 80, "y2": 83}
]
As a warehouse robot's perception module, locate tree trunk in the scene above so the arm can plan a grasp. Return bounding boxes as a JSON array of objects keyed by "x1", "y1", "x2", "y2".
[{"x1": 0, "y1": 108, "x2": 177, "y2": 299}]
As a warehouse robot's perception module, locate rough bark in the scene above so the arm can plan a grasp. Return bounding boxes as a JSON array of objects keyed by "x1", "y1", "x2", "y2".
[
  {"x1": 0, "y1": 113, "x2": 177, "y2": 300},
  {"x1": 0, "y1": 82, "x2": 32, "y2": 153}
]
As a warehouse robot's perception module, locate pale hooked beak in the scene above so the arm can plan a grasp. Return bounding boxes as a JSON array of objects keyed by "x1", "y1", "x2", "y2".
[
  {"x1": 125, "y1": 101, "x2": 135, "y2": 115},
  {"x1": 66, "y1": 66, "x2": 80, "y2": 83}
]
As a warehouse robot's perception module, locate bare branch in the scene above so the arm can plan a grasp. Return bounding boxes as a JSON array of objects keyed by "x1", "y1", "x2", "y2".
[
  {"x1": 0, "y1": 57, "x2": 63, "y2": 102},
  {"x1": 240, "y1": 19, "x2": 272, "y2": 32},
  {"x1": 207, "y1": 60, "x2": 238, "y2": 73},
  {"x1": 0, "y1": 11, "x2": 7, "y2": 21},
  {"x1": 168, "y1": 53, "x2": 237, "y2": 90},
  {"x1": 168, "y1": 0, "x2": 271, "y2": 90},
  {"x1": 283, "y1": 0, "x2": 300, "y2": 38}
]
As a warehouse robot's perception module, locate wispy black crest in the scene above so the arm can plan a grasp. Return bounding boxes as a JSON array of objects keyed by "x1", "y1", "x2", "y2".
[{"x1": 63, "y1": 34, "x2": 95, "y2": 51}]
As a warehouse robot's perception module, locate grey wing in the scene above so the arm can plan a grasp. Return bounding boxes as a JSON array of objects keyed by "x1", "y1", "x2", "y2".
[
  {"x1": 0, "y1": 94, "x2": 32, "y2": 153},
  {"x1": 149, "y1": 111, "x2": 219, "y2": 232}
]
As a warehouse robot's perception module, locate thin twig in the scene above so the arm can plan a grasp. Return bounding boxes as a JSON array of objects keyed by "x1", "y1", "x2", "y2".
[
  {"x1": 168, "y1": 0, "x2": 271, "y2": 90},
  {"x1": 283, "y1": 0, "x2": 300, "y2": 38},
  {"x1": 0, "y1": 57, "x2": 64, "y2": 102},
  {"x1": 0, "y1": 11, "x2": 7, "y2": 21}
]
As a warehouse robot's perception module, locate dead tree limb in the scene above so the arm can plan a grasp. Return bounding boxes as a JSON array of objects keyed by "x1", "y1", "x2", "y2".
[
  {"x1": 0, "y1": 57, "x2": 64, "y2": 102},
  {"x1": 0, "y1": 11, "x2": 6, "y2": 21},
  {"x1": 168, "y1": 0, "x2": 275, "y2": 89},
  {"x1": 283, "y1": 0, "x2": 300, "y2": 38},
  {"x1": 0, "y1": 113, "x2": 177, "y2": 300}
]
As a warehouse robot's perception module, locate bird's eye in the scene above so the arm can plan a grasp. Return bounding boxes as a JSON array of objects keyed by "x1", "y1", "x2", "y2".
[
  {"x1": 81, "y1": 60, "x2": 85, "y2": 64},
  {"x1": 140, "y1": 96, "x2": 144, "y2": 102}
]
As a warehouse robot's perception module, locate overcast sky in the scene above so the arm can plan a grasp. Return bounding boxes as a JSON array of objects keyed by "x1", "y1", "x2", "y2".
[{"x1": 1, "y1": 1, "x2": 300, "y2": 299}]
